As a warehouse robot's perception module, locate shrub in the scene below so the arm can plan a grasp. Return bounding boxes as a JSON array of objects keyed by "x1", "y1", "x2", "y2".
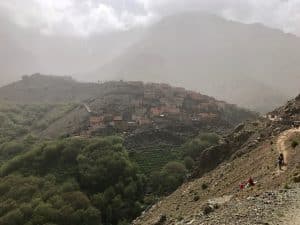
[
  {"x1": 198, "y1": 133, "x2": 219, "y2": 144},
  {"x1": 201, "y1": 183, "x2": 208, "y2": 190},
  {"x1": 293, "y1": 175, "x2": 300, "y2": 183},
  {"x1": 193, "y1": 195, "x2": 200, "y2": 201},
  {"x1": 184, "y1": 157, "x2": 195, "y2": 171},
  {"x1": 183, "y1": 133, "x2": 219, "y2": 158},
  {"x1": 284, "y1": 183, "x2": 291, "y2": 189},
  {"x1": 291, "y1": 140, "x2": 299, "y2": 149},
  {"x1": 63, "y1": 192, "x2": 91, "y2": 210},
  {"x1": 162, "y1": 162, "x2": 186, "y2": 176}
]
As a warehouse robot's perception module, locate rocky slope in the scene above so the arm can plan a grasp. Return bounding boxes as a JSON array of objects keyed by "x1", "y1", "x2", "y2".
[{"x1": 132, "y1": 94, "x2": 300, "y2": 225}]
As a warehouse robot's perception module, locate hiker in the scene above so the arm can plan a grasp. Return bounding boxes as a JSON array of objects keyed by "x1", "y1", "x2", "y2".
[
  {"x1": 247, "y1": 177, "x2": 255, "y2": 187},
  {"x1": 278, "y1": 153, "x2": 284, "y2": 170},
  {"x1": 239, "y1": 182, "x2": 245, "y2": 190}
]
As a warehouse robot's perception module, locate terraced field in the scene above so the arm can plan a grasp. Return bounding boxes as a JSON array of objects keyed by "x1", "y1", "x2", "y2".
[{"x1": 129, "y1": 144, "x2": 182, "y2": 174}]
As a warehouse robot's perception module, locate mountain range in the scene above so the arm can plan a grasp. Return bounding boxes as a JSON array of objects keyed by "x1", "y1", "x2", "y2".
[
  {"x1": 1, "y1": 12, "x2": 300, "y2": 112},
  {"x1": 90, "y1": 12, "x2": 300, "y2": 112}
]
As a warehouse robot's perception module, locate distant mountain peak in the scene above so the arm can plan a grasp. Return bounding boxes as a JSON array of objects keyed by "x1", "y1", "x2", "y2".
[{"x1": 89, "y1": 12, "x2": 300, "y2": 113}]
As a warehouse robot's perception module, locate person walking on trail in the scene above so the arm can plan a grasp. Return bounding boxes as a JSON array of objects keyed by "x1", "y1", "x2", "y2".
[
  {"x1": 248, "y1": 177, "x2": 255, "y2": 187},
  {"x1": 278, "y1": 153, "x2": 284, "y2": 170}
]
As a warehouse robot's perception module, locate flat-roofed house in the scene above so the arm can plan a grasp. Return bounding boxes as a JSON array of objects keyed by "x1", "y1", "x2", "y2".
[
  {"x1": 150, "y1": 107, "x2": 163, "y2": 117},
  {"x1": 90, "y1": 116, "x2": 104, "y2": 127},
  {"x1": 113, "y1": 116, "x2": 128, "y2": 130}
]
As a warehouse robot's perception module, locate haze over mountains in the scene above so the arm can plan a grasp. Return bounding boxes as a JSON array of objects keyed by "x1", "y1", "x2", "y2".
[
  {"x1": 91, "y1": 12, "x2": 300, "y2": 112},
  {"x1": 0, "y1": 14, "x2": 144, "y2": 85},
  {"x1": 1, "y1": 12, "x2": 299, "y2": 112}
]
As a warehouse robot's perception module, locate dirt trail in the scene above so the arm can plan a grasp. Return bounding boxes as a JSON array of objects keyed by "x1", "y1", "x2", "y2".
[
  {"x1": 276, "y1": 128, "x2": 300, "y2": 164},
  {"x1": 276, "y1": 128, "x2": 300, "y2": 225}
]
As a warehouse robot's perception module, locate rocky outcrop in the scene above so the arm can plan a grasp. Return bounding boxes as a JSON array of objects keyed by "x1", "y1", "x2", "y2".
[{"x1": 193, "y1": 119, "x2": 267, "y2": 178}]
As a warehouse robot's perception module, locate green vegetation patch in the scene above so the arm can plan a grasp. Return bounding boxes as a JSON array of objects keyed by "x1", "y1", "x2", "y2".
[
  {"x1": 0, "y1": 136, "x2": 146, "y2": 225},
  {"x1": 0, "y1": 103, "x2": 77, "y2": 143},
  {"x1": 290, "y1": 133, "x2": 300, "y2": 150},
  {"x1": 182, "y1": 133, "x2": 220, "y2": 158},
  {"x1": 0, "y1": 175, "x2": 101, "y2": 225},
  {"x1": 0, "y1": 102, "x2": 222, "y2": 225},
  {"x1": 129, "y1": 144, "x2": 182, "y2": 174}
]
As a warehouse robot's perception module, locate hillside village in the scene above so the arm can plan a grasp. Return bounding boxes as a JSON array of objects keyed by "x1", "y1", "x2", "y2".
[
  {"x1": 0, "y1": 74, "x2": 256, "y2": 140},
  {"x1": 83, "y1": 81, "x2": 252, "y2": 135}
]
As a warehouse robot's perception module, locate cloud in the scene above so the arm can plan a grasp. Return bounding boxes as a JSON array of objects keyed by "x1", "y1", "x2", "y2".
[
  {"x1": 1, "y1": 0, "x2": 300, "y2": 36},
  {"x1": 0, "y1": 0, "x2": 154, "y2": 36},
  {"x1": 137, "y1": 0, "x2": 300, "y2": 36}
]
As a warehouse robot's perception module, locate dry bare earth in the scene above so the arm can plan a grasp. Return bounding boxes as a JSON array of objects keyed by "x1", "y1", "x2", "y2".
[{"x1": 279, "y1": 129, "x2": 300, "y2": 225}]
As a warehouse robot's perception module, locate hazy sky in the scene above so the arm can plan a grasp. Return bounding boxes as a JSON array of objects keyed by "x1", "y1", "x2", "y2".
[{"x1": 1, "y1": 0, "x2": 300, "y2": 37}]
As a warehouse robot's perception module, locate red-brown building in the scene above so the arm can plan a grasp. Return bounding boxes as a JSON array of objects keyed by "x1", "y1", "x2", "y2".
[
  {"x1": 90, "y1": 116, "x2": 104, "y2": 127},
  {"x1": 198, "y1": 113, "x2": 218, "y2": 121}
]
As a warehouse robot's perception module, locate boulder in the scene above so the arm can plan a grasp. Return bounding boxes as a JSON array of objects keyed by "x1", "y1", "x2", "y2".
[
  {"x1": 293, "y1": 175, "x2": 300, "y2": 183},
  {"x1": 234, "y1": 123, "x2": 245, "y2": 132},
  {"x1": 202, "y1": 203, "x2": 215, "y2": 215}
]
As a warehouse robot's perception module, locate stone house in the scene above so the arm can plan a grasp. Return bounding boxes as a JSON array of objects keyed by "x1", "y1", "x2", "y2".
[
  {"x1": 137, "y1": 118, "x2": 152, "y2": 126},
  {"x1": 113, "y1": 116, "x2": 128, "y2": 130},
  {"x1": 198, "y1": 113, "x2": 218, "y2": 121},
  {"x1": 90, "y1": 116, "x2": 104, "y2": 127},
  {"x1": 150, "y1": 107, "x2": 162, "y2": 116}
]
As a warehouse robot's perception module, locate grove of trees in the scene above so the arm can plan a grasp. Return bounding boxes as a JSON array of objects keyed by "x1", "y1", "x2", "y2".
[{"x1": 0, "y1": 104, "x2": 221, "y2": 225}]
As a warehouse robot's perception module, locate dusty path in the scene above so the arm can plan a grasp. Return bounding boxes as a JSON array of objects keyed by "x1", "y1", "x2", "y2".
[
  {"x1": 276, "y1": 128, "x2": 300, "y2": 165},
  {"x1": 83, "y1": 103, "x2": 92, "y2": 113},
  {"x1": 276, "y1": 128, "x2": 300, "y2": 225}
]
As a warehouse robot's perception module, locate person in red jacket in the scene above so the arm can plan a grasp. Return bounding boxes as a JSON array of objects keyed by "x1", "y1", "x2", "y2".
[{"x1": 239, "y1": 182, "x2": 245, "y2": 190}]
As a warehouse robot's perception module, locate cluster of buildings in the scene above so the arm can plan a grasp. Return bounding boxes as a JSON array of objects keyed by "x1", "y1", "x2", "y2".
[
  {"x1": 85, "y1": 82, "x2": 227, "y2": 133},
  {"x1": 89, "y1": 114, "x2": 151, "y2": 131}
]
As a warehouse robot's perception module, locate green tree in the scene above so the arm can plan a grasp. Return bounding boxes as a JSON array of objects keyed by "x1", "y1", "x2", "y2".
[{"x1": 184, "y1": 156, "x2": 195, "y2": 171}]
